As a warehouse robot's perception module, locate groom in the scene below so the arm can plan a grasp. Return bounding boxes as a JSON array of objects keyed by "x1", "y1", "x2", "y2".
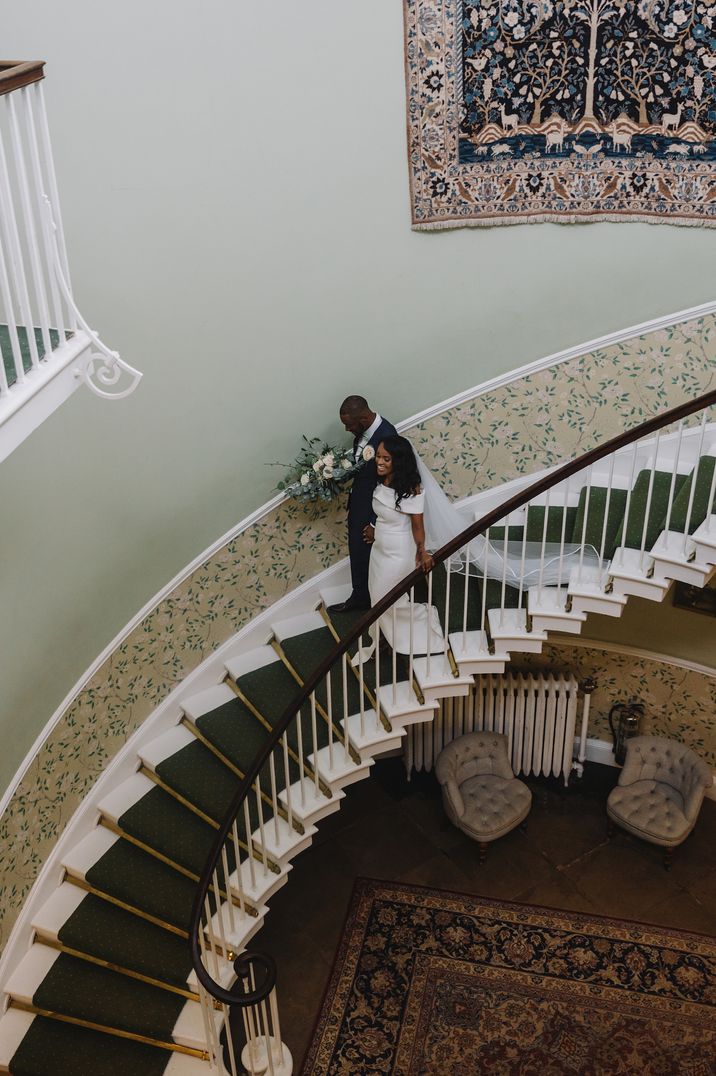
[{"x1": 329, "y1": 395, "x2": 397, "y2": 613}]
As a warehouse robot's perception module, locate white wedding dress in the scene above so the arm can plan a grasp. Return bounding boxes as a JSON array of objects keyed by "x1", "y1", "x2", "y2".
[{"x1": 365, "y1": 483, "x2": 443, "y2": 656}]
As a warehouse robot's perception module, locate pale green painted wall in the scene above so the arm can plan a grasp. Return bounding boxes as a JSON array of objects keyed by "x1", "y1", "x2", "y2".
[{"x1": 1, "y1": 0, "x2": 714, "y2": 795}]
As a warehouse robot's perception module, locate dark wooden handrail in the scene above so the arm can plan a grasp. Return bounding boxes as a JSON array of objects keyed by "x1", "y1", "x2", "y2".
[
  {"x1": 0, "y1": 61, "x2": 45, "y2": 97},
  {"x1": 190, "y1": 384, "x2": 716, "y2": 1005}
]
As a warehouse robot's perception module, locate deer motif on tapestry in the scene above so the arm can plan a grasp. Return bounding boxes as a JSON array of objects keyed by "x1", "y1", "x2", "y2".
[
  {"x1": 500, "y1": 104, "x2": 519, "y2": 132},
  {"x1": 607, "y1": 123, "x2": 633, "y2": 153},
  {"x1": 661, "y1": 103, "x2": 683, "y2": 134},
  {"x1": 545, "y1": 118, "x2": 567, "y2": 153}
]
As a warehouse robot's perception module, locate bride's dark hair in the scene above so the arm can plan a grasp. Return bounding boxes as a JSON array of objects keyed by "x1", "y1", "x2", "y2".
[{"x1": 380, "y1": 435, "x2": 421, "y2": 509}]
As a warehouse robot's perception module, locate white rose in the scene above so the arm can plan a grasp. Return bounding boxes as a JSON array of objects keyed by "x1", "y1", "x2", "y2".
[
  {"x1": 341, "y1": 458, "x2": 353, "y2": 470},
  {"x1": 312, "y1": 460, "x2": 322, "y2": 472},
  {"x1": 362, "y1": 445, "x2": 375, "y2": 461},
  {"x1": 322, "y1": 453, "x2": 334, "y2": 466},
  {"x1": 300, "y1": 473, "x2": 310, "y2": 486}
]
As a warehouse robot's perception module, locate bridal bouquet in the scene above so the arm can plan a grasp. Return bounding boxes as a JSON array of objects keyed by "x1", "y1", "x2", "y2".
[{"x1": 274, "y1": 436, "x2": 369, "y2": 504}]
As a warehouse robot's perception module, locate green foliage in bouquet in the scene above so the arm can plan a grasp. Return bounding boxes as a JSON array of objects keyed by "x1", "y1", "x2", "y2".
[{"x1": 274, "y1": 436, "x2": 366, "y2": 503}]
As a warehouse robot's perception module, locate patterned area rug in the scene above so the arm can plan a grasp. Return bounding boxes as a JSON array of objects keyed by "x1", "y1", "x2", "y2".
[
  {"x1": 404, "y1": 0, "x2": 716, "y2": 228},
  {"x1": 303, "y1": 879, "x2": 716, "y2": 1074}
]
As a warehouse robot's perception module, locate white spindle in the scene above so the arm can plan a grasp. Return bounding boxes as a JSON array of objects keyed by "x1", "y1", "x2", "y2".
[
  {"x1": 0, "y1": 242, "x2": 19, "y2": 391},
  {"x1": 577, "y1": 466, "x2": 592, "y2": 581},
  {"x1": 391, "y1": 611, "x2": 396, "y2": 710},
  {"x1": 0, "y1": 120, "x2": 39, "y2": 369},
  {"x1": 230, "y1": 820, "x2": 246, "y2": 914},
  {"x1": 517, "y1": 507, "x2": 528, "y2": 612},
  {"x1": 221, "y1": 846, "x2": 238, "y2": 927},
  {"x1": 342, "y1": 655, "x2": 350, "y2": 764},
  {"x1": 203, "y1": 895, "x2": 221, "y2": 980},
  {"x1": 461, "y1": 540, "x2": 470, "y2": 647},
  {"x1": 6, "y1": 94, "x2": 52, "y2": 357},
  {"x1": 558, "y1": 477, "x2": 570, "y2": 587},
  {"x1": 707, "y1": 435, "x2": 716, "y2": 534},
  {"x1": 640, "y1": 430, "x2": 661, "y2": 557},
  {"x1": 443, "y1": 559, "x2": 451, "y2": 662},
  {"x1": 212, "y1": 868, "x2": 230, "y2": 962},
  {"x1": 281, "y1": 735, "x2": 293, "y2": 831},
  {"x1": 426, "y1": 570, "x2": 434, "y2": 678},
  {"x1": 243, "y1": 800, "x2": 258, "y2": 888},
  {"x1": 268, "y1": 752, "x2": 281, "y2": 845},
  {"x1": 223, "y1": 1002, "x2": 238, "y2": 1076},
  {"x1": 619, "y1": 441, "x2": 640, "y2": 558},
  {"x1": 20, "y1": 88, "x2": 64, "y2": 340},
  {"x1": 326, "y1": 669, "x2": 334, "y2": 770},
  {"x1": 310, "y1": 693, "x2": 320, "y2": 793},
  {"x1": 664, "y1": 420, "x2": 685, "y2": 534},
  {"x1": 408, "y1": 587, "x2": 415, "y2": 688},
  {"x1": 35, "y1": 82, "x2": 75, "y2": 327},
  {"x1": 480, "y1": 528, "x2": 489, "y2": 635},
  {"x1": 254, "y1": 778, "x2": 269, "y2": 872},
  {"x1": 537, "y1": 490, "x2": 551, "y2": 599},
  {"x1": 597, "y1": 458, "x2": 614, "y2": 570},
  {"x1": 499, "y1": 515, "x2": 509, "y2": 628},
  {"x1": 198, "y1": 981, "x2": 220, "y2": 1071},
  {"x1": 360, "y1": 637, "x2": 368, "y2": 735},
  {"x1": 682, "y1": 410, "x2": 708, "y2": 551},
  {"x1": 296, "y1": 707, "x2": 307, "y2": 806}
]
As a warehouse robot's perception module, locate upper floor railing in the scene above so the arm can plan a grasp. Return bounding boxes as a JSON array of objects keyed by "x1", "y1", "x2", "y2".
[
  {"x1": 0, "y1": 60, "x2": 141, "y2": 461},
  {"x1": 187, "y1": 385, "x2": 716, "y2": 1072}
]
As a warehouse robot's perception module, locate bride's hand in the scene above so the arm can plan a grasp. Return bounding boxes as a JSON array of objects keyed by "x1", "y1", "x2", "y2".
[
  {"x1": 363, "y1": 524, "x2": 375, "y2": 544},
  {"x1": 416, "y1": 548, "x2": 434, "y2": 572}
]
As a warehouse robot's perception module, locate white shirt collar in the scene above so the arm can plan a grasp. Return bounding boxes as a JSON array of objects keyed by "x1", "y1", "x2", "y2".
[{"x1": 360, "y1": 413, "x2": 382, "y2": 445}]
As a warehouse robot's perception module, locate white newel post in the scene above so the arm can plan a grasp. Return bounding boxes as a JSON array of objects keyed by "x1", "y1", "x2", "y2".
[{"x1": 239, "y1": 984, "x2": 292, "y2": 1076}]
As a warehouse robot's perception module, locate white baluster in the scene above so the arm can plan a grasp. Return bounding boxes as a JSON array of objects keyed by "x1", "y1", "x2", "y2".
[
  {"x1": 598, "y1": 459, "x2": 614, "y2": 572},
  {"x1": 707, "y1": 429, "x2": 716, "y2": 534},
  {"x1": 19, "y1": 87, "x2": 65, "y2": 340},
  {"x1": 243, "y1": 800, "x2": 258, "y2": 888},
  {"x1": 295, "y1": 708, "x2": 307, "y2": 807},
  {"x1": 499, "y1": 515, "x2": 509, "y2": 628},
  {"x1": 212, "y1": 868, "x2": 230, "y2": 962},
  {"x1": 204, "y1": 895, "x2": 221, "y2": 981},
  {"x1": 0, "y1": 118, "x2": 39, "y2": 369},
  {"x1": 443, "y1": 558, "x2": 451, "y2": 663},
  {"x1": 664, "y1": 420, "x2": 685, "y2": 534},
  {"x1": 426, "y1": 570, "x2": 434, "y2": 679},
  {"x1": 536, "y1": 490, "x2": 551, "y2": 600},
  {"x1": 342, "y1": 654, "x2": 350, "y2": 764},
  {"x1": 6, "y1": 94, "x2": 52, "y2": 357},
  {"x1": 254, "y1": 777, "x2": 269, "y2": 872},
  {"x1": 0, "y1": 241, "x2": 19, "y2": 391},
  {"x1": 281, "y1": 735, "x2": 293, "y2": 831},
  {"x1": 268, "y1": 752, "x2": 281, "y2": 845},
  {"x1": 577, "y1": 466, "x2": 592, "y2": 582},
  {"x1": 310, "y1": 693, "x2": 319, "y2": 794},
  {"x1": 35, "y1": 82, "x2": 76, "y2": 328},
  {"x1": 223, "y1": 1002, "x2": 239, "y2": 1076},
  {"x1": 618, "y1": 441, "x2": 640, "y2": 562},
  {"x1": 639, "y1": 430, "x2": 661, "y2": 560},
  {"x1": 682, "y1": 410, "x2": 708, "y2": 552},
  {"x1": 390, "y1": 606, "x2": 397, "y2": 709},
  {"x1": 461, "y1": 540, "x2": 470, "y2": 649},
  {"x1": 480, "y1": 528, "x2": 489, "y2": 637},
  {"x1": 408, "y1": 587, "x2": 415, "y2": 690},
  {"x1": 326, "y1": 669, "x2": 334, "y2": 770},
  {"x1": 230, "y1": 821, "x2": 245, "y2": 916},
  {"x1": 558, "y1": 476, "x2": 570, "y2": 587},
  {"x1": 222, "y1": 846, "x2": 238, "y2": 928}
]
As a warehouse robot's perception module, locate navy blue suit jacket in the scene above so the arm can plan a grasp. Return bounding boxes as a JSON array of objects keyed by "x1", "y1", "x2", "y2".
[{"x1": 348, "y1": 417, "x2": 397, "y2": 529}]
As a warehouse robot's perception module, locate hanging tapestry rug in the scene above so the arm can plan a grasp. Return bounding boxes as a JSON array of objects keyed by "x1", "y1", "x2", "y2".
[{"x1": 404, "y1": 0, "x2": 716, "y2": 227}]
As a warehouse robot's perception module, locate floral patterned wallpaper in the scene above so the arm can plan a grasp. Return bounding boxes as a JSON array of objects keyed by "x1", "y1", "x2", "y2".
[
  {"x1": 1, "y1": 313, "x2": 714, "y2": 951},
  {"x1": 512, "y1": 642, "x2": 716, "y2": 766}
]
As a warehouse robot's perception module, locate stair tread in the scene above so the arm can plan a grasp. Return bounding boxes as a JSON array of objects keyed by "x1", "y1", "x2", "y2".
[
  {"x1": 8, "y1": 1014, "x2": 174, "y2": 1076},
  {"x1": 117, "y1": 786, "x2": 216, "y2": 877},
  {"x1": 31, "y1": 952, "x2": 185, "y2": 1041},
  {"x1": 156, "y1": 739, "x2": 245, "y2": 828},
  {"x1": 85, "y1": 838, "x2": 197, "y2": 932},
  {"x1": 57, "y1": 893, "x2": 192, "y2": 990}
]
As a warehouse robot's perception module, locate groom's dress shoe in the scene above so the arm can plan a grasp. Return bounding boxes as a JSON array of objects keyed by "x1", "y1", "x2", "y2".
[{"x1": 327, "y1": 599, "x2": 371, "y2": 613}]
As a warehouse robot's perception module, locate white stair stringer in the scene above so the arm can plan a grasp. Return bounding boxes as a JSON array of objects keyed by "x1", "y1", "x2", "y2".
[{"x1": 649, "y1": 529, "x2": 716, "y2": 588}]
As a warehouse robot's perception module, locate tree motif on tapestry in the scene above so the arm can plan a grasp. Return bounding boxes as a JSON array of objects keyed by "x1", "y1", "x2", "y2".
[
  {"x1": 460, "y1": 0, "x2": 716, "y2": 157},
  {"x1": 403, "y1": 0, "x2": 716, "y2": 227}
]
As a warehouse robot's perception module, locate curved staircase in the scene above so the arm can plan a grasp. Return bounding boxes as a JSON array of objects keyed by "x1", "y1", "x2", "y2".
[{"x1": 1, "y1": 395, "x2": 716, "y2": 1074}]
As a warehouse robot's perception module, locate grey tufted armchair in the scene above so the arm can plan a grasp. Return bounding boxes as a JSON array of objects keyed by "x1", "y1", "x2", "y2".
[
  {"x1": 435, "y1": 732, "x2": 532, "y2": 861},
  {"x1": 606, "y1": 735, "x2": 712, "y2": 869}
]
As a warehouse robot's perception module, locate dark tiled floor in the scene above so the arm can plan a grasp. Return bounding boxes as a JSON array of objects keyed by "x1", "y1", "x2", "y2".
[{"x1": 249, "y1": 759, "x2": 716, "y2": 1068}]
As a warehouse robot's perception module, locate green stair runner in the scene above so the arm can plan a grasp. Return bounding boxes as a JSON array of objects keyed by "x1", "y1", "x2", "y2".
[
  {"x1": 10, "y1": 453, "x2": 716, "y2": 1074},
  {"x1": 0, "y1": 326, "x2": 63, "y2": 388}
]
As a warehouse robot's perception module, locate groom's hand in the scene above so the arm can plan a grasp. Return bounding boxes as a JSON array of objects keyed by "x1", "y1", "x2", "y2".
[{"x1": 362, "y1": 524, "x2": 375, "y2": 544}]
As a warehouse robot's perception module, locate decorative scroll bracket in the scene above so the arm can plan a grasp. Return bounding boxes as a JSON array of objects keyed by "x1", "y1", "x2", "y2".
[{"x1": 42, "y1": 195, "x2": 143, "y2": 401}]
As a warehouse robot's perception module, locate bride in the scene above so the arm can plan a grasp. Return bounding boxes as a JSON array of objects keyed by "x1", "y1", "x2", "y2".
[{"x1": 359, "y1": 435, "x2": 444, "y2": 657}]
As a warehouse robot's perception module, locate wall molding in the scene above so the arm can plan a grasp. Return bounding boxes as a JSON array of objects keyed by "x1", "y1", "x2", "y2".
[
  {"x1": 398, "y1": 298, "x2": 716, "y2": 429},
  {"x1": 549, "y1": 635, "x2": 716, "y2": 681},
  {"x1": 2, "y1": 299, "x2": 715, "y2": 820}
]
